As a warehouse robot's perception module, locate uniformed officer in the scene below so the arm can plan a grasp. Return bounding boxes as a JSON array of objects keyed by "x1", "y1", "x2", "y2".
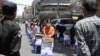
[{"x1": 0, "y1": 1, "x2": 21, "y2": 56}]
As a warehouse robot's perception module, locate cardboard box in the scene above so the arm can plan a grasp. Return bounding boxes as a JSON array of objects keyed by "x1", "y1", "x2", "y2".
[{"x1": 42, "y1": 37, "x2": 54, "y2": 43}]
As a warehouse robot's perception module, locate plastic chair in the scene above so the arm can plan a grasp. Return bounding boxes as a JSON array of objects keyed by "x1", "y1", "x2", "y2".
[{"x1": 34, "y1": 39, "x2": 42, "y2": 53}]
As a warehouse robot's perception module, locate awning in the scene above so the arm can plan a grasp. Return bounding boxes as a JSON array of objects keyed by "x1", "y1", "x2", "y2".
[{"x1": 39, "y1": 11, "x2": 71, "y2": 19}]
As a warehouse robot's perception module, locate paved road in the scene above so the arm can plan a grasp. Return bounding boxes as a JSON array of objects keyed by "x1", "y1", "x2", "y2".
[
  {"x1": 20, "y1": 24, "x2": 72, "y2": 56},
  {"x1": 20, "y1": 24, "x2": 34, "y2": 56}
]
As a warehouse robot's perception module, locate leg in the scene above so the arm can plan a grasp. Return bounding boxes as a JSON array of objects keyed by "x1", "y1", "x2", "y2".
[
  {"x1": 63, "y1": 40, "x2": 67, "y2": 46},
  {"x1": 34, "y1": 45, "x2": 37, "y2": 53}
]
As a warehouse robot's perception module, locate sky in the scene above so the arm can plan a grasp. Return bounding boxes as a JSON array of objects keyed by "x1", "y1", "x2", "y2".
[{"x1": 9, "y1": 0, "x2": 33, "y2": 16}]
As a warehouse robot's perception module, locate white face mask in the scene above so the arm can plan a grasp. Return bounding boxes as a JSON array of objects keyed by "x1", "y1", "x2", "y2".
[{"x1": 46, "y1": 23, "x2": 51, "y2": 27}]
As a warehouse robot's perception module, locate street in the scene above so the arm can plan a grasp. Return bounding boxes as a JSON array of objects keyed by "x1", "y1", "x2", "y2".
[
  {"x1": 20, "y1": 24, "x2": 72, "y2": 56},
  {"x1": 0, "y1": 0, "x2": 99, "y2": 56}
]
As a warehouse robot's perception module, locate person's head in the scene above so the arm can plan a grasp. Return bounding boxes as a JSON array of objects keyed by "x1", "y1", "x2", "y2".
[
  {"x1": 36, "y1": 19, "x2": 40, "y2": 25},
  {"x1": 2, "y1": 1, "x2": 17, "y2": 20},
  {"x1": 82, "y1": 0, "x2": 98, "y2": 16}
]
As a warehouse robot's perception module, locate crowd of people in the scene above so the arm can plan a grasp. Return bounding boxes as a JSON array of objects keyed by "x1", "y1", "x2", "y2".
[{"x1": 25, "y1": 18, "x2": 79, "y2": 55}]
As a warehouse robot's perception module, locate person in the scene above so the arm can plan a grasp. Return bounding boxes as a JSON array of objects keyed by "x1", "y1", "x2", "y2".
[
  {"x1": 36, "y1": 19, "x2": 42, "y2": 33},
  {"x1": 28, "y1": 22, "x2": 37, "y2": 40},
  {"x1": 56, "y1": 25, "x2": 66, "y2": 41},
  {"x1": 63, "y1": 31, "x2": 70, "y2": 46},
  {"x1": 0, "y1": 0, "x2": 7, "y2": 21},
  {"x1": 70, "y1": 24, "x2": 75, "y2": 46},
  {"x1": 55, "y1": 30, "x2": 60, "y2": 41},
  {"x1": 74, "y1": 0, "x2": 100, "y2": 56},
  {"x1": 0, "y1": 1, "x2": 22, "y2": 56},
  {"x1": 31, "y1": 23, "x2": 37, "y2": 34},
  {"x1": 42, "y1": 23, "x2": 55, "y2": 38},
  {"x1": 35, "y1": 22, "x2": 41, "y2": 34},
  {"x1": 25, "y1": 21, "x2": 29, "y2": 33}
]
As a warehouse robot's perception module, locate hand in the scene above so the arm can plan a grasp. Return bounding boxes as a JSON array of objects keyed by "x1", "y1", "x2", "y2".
[
  {"x1": 44, "y1": 35, "x2": 48, "y2": 37},
  {"x1": 47, "y1": 35, "x2": 51, "y2": 38}
]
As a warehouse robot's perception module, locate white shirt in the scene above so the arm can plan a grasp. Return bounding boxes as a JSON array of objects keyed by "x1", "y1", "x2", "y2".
[{"x1": 35, "y1": 25, "x2": 40, "y2": 33}]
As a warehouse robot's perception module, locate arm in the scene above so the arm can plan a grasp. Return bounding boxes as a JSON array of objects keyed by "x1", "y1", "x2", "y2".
[
  {"x1": 9, "y1": 25, "x2": 21, "y2": 56},
  {"x1": 74, "y1": 24, "x2": 91, "y2": 56},
  {"x1": 42, "y1": 26, "x2": 46, "y2": 36}
]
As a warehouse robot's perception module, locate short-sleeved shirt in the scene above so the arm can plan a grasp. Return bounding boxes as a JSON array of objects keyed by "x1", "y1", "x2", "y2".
[{"x1": 42, "y1": 26, "x2": 55, "y2": 37}]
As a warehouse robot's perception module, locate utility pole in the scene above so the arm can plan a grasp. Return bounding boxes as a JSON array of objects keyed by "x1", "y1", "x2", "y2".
[{"x1": 56, "y1": 0, "x2": 60, "y2": 19}]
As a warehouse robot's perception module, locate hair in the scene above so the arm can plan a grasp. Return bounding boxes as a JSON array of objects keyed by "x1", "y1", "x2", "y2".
[
  {"x1": 82, "y1": 0, "x2": 98, "y2": 13},
  {"x1": 2, "y1": 2, "x2": 17, "y2": 16}
]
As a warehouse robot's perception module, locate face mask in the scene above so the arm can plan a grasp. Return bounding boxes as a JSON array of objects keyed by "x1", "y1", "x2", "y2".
[{"x1": 46, "y1": 23, "x2": 51, "y2": 27}]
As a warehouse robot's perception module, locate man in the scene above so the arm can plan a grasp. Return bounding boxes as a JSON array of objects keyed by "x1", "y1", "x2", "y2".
[
  {"x1": 42, "y1": 23, "x2": 55, "y2": 38},
  {"x1": 0, "y1": 1, "x2": 21, "y2": 56},
  {"x1": 74, "y1": 0, "x2": 100, "y2": 56},
  {"x1": 0, "y1": 0, "x2": 7, "y2": 20},
  {"x1": 36, "y1": 19, "x2": 41, "y2": 33},
  {"x1": 25, "y1": 21, "x2": 29, "y2": 33}
]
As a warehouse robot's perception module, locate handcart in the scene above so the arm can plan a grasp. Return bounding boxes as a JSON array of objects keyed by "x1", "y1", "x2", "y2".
[{"x1": 41, "y1": 37, "x2": 54, "y2": 56}]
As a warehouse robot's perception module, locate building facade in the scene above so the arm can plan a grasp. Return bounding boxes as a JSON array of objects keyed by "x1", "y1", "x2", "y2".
[
  {"x1": 32, "y1": 0, "x2": 82, "y2": 20},
  {"x1": 32, "y1": 0, "x2": 40, "y2": 19},
  {"x1": 23, "y1": 6, "x2": 33, "y2": 21}
]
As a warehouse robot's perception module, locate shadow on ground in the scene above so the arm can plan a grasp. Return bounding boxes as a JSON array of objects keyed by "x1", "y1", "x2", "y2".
[
  {"x1": 53, "y1": 40, "x2": 72, "y2": 56},
  {"x1": 27, "y1": 34, "x2": 73, "y2": 56}
]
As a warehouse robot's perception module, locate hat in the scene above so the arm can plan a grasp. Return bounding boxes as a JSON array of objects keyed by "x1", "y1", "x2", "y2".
[{"x1": 2, "y1": 1, "x2": 17, "y2": 15}]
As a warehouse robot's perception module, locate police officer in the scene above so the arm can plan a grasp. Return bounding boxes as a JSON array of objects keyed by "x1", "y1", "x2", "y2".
[
  {"x1": 0, "y1": 1, "x2": 21, "y2": 56},
  {"x1": 74, "y1": 0, "x2": 100, "y2": 56}
]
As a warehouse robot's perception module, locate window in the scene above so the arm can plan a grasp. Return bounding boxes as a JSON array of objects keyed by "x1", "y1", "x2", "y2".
[
  {"x1": 69, "y1": 20, "x2": 74, "y2": 24},
  {"x1": 60, "y1": 20, "x2": 69, "y2": 24},
  {"x1": 51, "y1": 20, "x2": 58, "y2": 24},
  {"x1": 60, "y1": 19, "x2": 74, "y2": 24}
]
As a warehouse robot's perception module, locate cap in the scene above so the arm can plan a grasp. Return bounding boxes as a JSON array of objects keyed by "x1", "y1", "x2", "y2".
[{"x1": 2, "y1": 1, "x2": 17, "y2": 15}]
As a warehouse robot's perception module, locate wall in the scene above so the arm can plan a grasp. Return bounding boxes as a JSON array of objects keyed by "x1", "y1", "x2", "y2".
[{"x1": 96, "y1": 0, "x2": 100, "y2": 17}]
